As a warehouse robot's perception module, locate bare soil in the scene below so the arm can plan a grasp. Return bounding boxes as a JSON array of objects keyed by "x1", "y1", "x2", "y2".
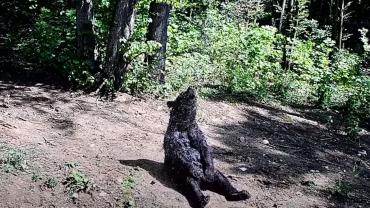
[{"x1": 0, "y1": 81, "x2": 369, "y2": 208}]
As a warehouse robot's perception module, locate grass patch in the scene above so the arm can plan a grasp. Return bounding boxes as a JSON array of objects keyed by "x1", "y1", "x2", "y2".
[
  {"x1": 44, "y1": 176, "x2": 59, "y2": 188},
  {"x1": 121, "y1": 170, "x2": 137, "y2": 208},
  {"x1": 63, "y1": 169, "x2": 91, "y2": 194},
  {"x1": 330, "y1": 179, "x2": 352, "y2": 199},
  {"x1": 0, "y1": 144, "x2": 27, "y2": 174},
  {"x1": 31, "y1": 170, "x2": 43, "y2": 182}
]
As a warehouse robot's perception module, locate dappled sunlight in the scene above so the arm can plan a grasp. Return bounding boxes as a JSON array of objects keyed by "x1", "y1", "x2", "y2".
[{"x1": 203, "y1": 99, "x2": 370, "y2": 207}]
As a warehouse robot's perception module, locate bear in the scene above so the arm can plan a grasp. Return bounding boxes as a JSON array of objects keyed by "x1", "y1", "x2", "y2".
[{"x1": 163, "y1": 87, "x2": 250, "y2": 208}]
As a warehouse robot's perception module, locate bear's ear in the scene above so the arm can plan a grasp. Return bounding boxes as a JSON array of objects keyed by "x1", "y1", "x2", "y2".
[
  {"x1": 167, "y1": 101, "x2": 175, "y2": 108},
  {"x1": 187, "y1": 87, "x2": 195, "y2": 99}
]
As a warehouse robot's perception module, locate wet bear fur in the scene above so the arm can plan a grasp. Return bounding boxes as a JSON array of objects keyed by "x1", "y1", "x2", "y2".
[{"x1": 164, "y1": 87, "x2": 250, "y2": 208}]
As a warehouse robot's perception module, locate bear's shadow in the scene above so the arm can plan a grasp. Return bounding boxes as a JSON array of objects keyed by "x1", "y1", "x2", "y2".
[{"x1": 119, "y1": 159, "x2": 179, "y2": 192}]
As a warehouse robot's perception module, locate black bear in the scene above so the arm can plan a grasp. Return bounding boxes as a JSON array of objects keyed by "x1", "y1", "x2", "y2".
[{"x1": 164, "y1": 87, "x2": 250, "y2": 208}]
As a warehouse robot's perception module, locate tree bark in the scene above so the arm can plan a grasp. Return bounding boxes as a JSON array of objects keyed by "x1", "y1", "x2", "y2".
[
  {"x1": 105, "y1": 0, "x2": 136, "y2": 90},
  {"x1": 279, "y1": 0, "x2": 287, "y2": 32},
  {"x1": 339, "y1": 0, "x2": 345, "y2": 49},
  {"x1": 331, "y1": 0, "x2": 341, "y2": 48},
  {"x1": 146, "y1": 1, "x2": 171, "y2": 84},
  {"x1": 76, "y1": 0, "x2": 97, "y2": 72},
  {"x1": 281, "y1": 0, "x2": 294, "y2": 71}
]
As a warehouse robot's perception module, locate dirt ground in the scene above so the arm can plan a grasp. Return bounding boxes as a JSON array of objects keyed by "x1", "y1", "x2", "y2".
[{"x1": 0, "y1": 81, "x2": 369, "y2": 208}]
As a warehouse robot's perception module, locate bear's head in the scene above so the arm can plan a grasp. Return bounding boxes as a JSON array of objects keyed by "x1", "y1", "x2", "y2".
[{"x1": 167, "y1": 87, "x2": 197, "y2": 129}]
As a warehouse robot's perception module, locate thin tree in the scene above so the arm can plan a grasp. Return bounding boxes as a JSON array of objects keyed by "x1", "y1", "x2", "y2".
[
  {"x1": 279, "y1": 0, "x2": 287, "y2": 32},
  {"x1": 338, "y1": 0, "x2": 344, "y2": 49},
  {"x1": 76, "y1": 0, "x2": 97, "y2": 72},
  {"x1": 336, "y1": 0, "x2": 352, "y2": 49},
  {"x1": 146, "y1": 1, "x2": 171, "y2": 84}
]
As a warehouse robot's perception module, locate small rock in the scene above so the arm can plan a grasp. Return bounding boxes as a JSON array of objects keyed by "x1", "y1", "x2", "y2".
[
  {"x1": 239, "y1": 167, "x2": 247, "y2": 172},
  {"x1": 72, "y1": 193, "x2": 79, "y2": 199},
  {"x1": 239, "y1": 137, "x2": 247, "y2": 143},
  {"x1": 358, "y1": 150, "x2": 367, "y2": 156},
  {"x1": 296, "y1": 191, "x2": 303, "y2": 196},
  {"x1": 89, "y1": 144, "x2": 95, "y2": 148},
  {"x1": 324, "y1": 166, "x2": 329, "y2": 170},
  {"x1": 99, "y1": 191, "x2": 107, "y2": 197},
  {"x1": 150, "y1": 181, "x2": 156, "y2": 185},
  {"x1": 301, "y1": 180, "x2": 315, "y2": 186},
  {"x1": 262, "y1": 140, "x2": 269, "y2": 145}
]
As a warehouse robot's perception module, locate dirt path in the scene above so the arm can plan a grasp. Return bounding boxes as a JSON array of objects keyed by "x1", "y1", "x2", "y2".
[{"x1": 0, "y1": 82, "x2": 369, "y2": 208}]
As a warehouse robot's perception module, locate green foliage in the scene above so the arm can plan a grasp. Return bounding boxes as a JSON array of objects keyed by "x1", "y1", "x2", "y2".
[
  {"x1": 17, "y1": 6, "x2": 86, "y2": 81},
  {"x1": 121, "y1": 171, "x2": 136, "y2": 208},
  {"x1": 123, "y1": 40, "x2": 163, "y2": 94},
  {"x1": 343, "y1": 77, "x2": 370, "y2": 138},
  {"x1": 64, "y1": 170, "x2": 91, "y2": 194},
  {"x1": 123, "y1": 61, "x2": 154, "y2": 94},
  {"x1": 31, "y1": 170, "x2": 43, "y2": 182},
  {"x1": 5, "y1": 0, "x2": 369, "y2": 137},
  {"x1": 45, "y1": 176, "x2": 59, "y2": 189},
  {"x1": 0, "y1": 146, "x2": 27, "y2": 173},
  {"x1": 318, "y1": 50, "x2": 362, "y2": 108},
  {"x1": 226, "y1": 26, "x2": 282, "y2": 97},
  {"x1": 122, "y1": 173, "x2": 136, "y2": 191},
  {"x1": 225, "y1": 0, "x2": 267, "y2": 24},
  {"x1": 163, "y1": 9, "x2": 284, "y2": 98},
  {"x1": 331, "y1": 179, "x2": 352, "y2": 198}
]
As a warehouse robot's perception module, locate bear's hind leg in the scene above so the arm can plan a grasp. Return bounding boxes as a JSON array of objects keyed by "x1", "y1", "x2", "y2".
[
  {"x1": 205, "y1": 170, "x2": 250, "y2": 201},
  {"x1": 183, "y1": 177, "x2": 210, "y2": 208}
]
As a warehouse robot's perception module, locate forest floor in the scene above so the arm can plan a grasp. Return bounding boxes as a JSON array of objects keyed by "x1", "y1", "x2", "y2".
[{"x1": 0, "y1": 81, "x2": 369, "y2": 208}]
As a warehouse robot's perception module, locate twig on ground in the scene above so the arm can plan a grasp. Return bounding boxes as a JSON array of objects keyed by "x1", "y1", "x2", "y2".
[
  {"x1": 43, "y1": 137, "x2": 56, "y2": 146},
  {"x1": 16, "y1": 116, "x2": 27, "y2": 121},
  {"x1": 0, "y1": 120, "x2": 15, "y2": 128},
  {"x1": 273, "y1": 143, "x2": 301, "y2": 150}
]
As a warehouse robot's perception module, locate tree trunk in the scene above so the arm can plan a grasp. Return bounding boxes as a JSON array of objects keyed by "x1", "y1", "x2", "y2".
[
  {"x1": 105, "y1": 0, "x2": 136, "y2": 90},
  {"x1": 339, "y1": 0, "x2": 345, "y2": 49},
  {"x1": 281, "y1": 0, "x2": 294, "y2": 71},
  {"x1": 146, "y1": 1, "x2": 171, "y2": 84},
  {"x1": 279, "y1": 0, "x2": 287, "y2": 32},
  {"x1": 331, "y1": 0, "x2": 340, "y2": 47},
  {"x1": 76, "y1": 0, "x2": 97, "y2": 72}
]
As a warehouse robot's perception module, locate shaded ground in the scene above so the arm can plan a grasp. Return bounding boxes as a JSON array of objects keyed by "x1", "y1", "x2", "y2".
[{"x1": 0, "y1": 81, "x2": 369, "y2": 208}]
